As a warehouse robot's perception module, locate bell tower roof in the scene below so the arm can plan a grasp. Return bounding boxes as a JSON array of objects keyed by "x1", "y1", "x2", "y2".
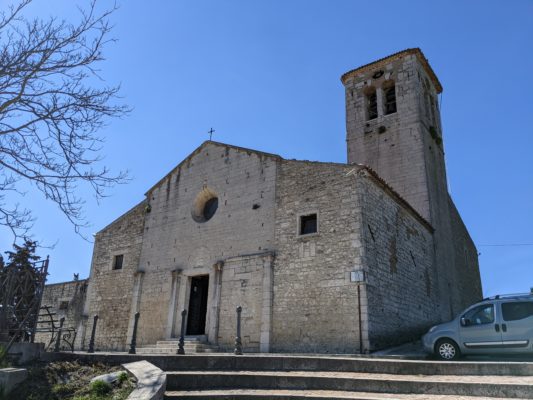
[{"x1": 340, "y1": 48, "x2": 443, "y2": 93}]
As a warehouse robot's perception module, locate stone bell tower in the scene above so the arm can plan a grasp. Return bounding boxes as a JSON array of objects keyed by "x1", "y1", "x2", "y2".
[
  {"x1": 341, "y1": 48, "x2": 447, "y2": 224},
  {"x1": 341, "y1": 49, "x2": 479, "y2": 320}
]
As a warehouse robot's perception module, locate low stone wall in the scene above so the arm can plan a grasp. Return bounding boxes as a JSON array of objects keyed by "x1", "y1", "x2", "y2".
[
  {"x1": 0, "y1": 367, "x2": 27, "y2": 395},
  {"x1": 122, "y1": 360, "x2": 166, "y2": 400},
  {"x1": 42, "y1": 352, "x2": 533, "y2": 377},
  {"x1": 1, "y1": 342, "x2": 43, "y2": 365}
]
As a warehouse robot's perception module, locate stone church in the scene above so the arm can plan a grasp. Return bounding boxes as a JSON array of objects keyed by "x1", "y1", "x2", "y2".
[{"x1": 39, "y1": 48, "x2": 481, "y2": 354}]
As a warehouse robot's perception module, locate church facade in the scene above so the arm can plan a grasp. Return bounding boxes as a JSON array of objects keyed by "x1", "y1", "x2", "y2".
[{"x1": 40, "y1": 48, "x2": 482, "y2": 353}]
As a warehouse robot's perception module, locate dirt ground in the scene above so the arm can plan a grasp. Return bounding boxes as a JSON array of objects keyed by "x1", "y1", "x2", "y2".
[{"x1": 7, "y1": 360, "x2": 135, "y2": 400}]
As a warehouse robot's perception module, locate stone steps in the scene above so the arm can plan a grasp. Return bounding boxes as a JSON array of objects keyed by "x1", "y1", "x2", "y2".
[
  {"x1": 165, "y1": 370, "x2": 533, "y2": 398},
  {"x1": 155, "y1": 354, "x2": 533, "y2": 376},
  {"x1": 144, "y1": 342, "x2": 204, "y2": 347},
  {"x1": 136, "y1": 336, "x2": 218, "y2": 354},
  {"x1": 164, "y1": 389, "x2": 512, "y2": 400},
  {"x1": 136, "y1": 346, "x2": 217, "y2": 355},
  {"x1": 41, "y1": 352, "x2": 533, "y2": 398}
]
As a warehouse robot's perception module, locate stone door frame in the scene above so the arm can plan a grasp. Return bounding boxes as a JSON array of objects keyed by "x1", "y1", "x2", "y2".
[{"x1": 166, "y1": 263, "x2": 223, "y2": 344}]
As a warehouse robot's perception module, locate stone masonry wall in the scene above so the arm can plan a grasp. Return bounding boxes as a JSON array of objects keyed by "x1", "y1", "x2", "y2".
[
  {"x1": 82, "y1": 201, "x2": 146, "y2": 351},
  {"x1": 357, "y1": 171, "x2": 439, "y2": 350},
  {"x1": 449, "y1": 198, "x2": 483, "y2": 305},
  {"x1": 35, "y1": 279, "x2": 88, "y2": 350},
  {"x1": 135, "y1": 142, "x2": 278, "y2": 346},
  {"x1": 272, "y1": 160, "x2": 367, "y2": 353},
  {"x1": 217, "y1": 253, "x2": 270, "y2": 352}
]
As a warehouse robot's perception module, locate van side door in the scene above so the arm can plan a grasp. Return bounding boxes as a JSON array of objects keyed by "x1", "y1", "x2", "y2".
[
  {"x1": 459, "y1": 303, "x2": 503, "y2": 351},
  {"x1": 500, "y1": 300, "x2": 533, "y2": 351}
]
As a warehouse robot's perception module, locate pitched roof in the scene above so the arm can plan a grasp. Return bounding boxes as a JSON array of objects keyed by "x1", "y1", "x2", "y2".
[
  {"x1": 145, "y1": 141, "x2": 281, "y2": 195},
  {"x1": 340, "y1": 48, "x2": 443, "y2": 93},
  {"x1": 351, "y1": 164, "x2": 434, "y2": 232}
]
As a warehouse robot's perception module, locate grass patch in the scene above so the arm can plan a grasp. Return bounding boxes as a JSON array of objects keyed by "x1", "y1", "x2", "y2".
[
  {"x1": 8, "y1": 360, "x2": 135, "y2": 400},
  {"x1": 90, "y1": 380, "x2": 112, "y2": 396}
]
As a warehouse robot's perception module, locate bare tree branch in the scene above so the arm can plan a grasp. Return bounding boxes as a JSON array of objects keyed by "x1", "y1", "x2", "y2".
[{"x1": 0, "y1": 0, "x2": 130, "y2": 242}]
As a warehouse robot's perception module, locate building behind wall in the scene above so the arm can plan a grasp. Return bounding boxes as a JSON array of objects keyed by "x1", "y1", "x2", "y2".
[
  {"x1": 39, "y1": 48, "x2": 482, "y2": 353},
  {"x1": 34, "y1": 279, "x2": 88, "y2": 350}
]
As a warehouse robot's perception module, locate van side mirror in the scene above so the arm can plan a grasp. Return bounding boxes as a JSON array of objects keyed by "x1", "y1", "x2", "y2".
[{"x1": 460, "y1": 317, "x2": 469, "y2": 327}]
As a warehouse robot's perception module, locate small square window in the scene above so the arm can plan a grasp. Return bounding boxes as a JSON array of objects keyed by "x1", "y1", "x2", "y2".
[
  {"x1": 113, "y1": 254, "x2": 124, "y2": 270},
  {"x1": 58, "y1": 301, "x2": 69, "y2": 310},
  {"x1": 300, "y1": 214, "x2": 317, "y2": 235}
]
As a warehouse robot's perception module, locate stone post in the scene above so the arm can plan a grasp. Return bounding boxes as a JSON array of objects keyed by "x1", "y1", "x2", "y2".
[
  {"x1": 177, "y1": 309, "x2": 187, "y2": 355},
  {"x1": 234, "y1": 306, "x2": 243, "y2": 355}
]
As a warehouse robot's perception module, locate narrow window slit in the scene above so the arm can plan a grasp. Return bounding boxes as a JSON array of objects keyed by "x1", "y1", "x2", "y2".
[
  {"x1": 383, "y1": 82, "x2": 397, "y2": 115},
  {"x1": 366, "y1": 89, "x2": 378, "y2": 120},
  {"x1": 113, "y1": 254, "x2": 124, "y2": 270}
]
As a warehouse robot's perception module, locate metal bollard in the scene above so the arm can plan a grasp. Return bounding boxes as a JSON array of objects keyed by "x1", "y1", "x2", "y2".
[
  {"x1": 177, "y1": 309, "x2": 187, "y2": 355},
  {"x1": 234, "y1": 306, "x2": 243, "y2": 355},
  {"x1": 87, "y1": 315, "x2": 98, "y2": 353},
  {"x1": 128, "y1": 312, "x2": 140, "y2": 354},
  {"x1": 54, "y1": 317, "x2": 65, "y2": 352}
]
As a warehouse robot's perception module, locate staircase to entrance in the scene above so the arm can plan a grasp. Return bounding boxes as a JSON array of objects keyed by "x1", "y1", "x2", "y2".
[
  {"x1": 136, "y1": 335, "x2": 218, "y2": 355},
  {"x1": 42, "y1": 352, "x2": 533, "y2": 399},
  {"x1": 162, "y1": 354, "x2": 533, "y2": 399}
]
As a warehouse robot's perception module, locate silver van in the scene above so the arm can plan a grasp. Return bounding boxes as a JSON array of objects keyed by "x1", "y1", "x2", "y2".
[{"x1": 422, "y1": 292, "x2": 533, "y2": 360}]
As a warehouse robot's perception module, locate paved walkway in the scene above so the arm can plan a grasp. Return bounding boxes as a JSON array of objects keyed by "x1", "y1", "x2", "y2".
[
  {"x1": 165, "y1": 389, "x2": 514, "y2": 399},
  {"x1": 169, "y1": 369, "x2": 533, "y2": 385},
  {"x1": 371, "y1": 341, "x2": 533, "y2": 362}
]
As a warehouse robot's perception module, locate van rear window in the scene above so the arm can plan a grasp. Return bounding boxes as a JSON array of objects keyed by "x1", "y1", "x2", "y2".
[{"x1": 502, "y1": 301, "x2": 533, "y2": 321}]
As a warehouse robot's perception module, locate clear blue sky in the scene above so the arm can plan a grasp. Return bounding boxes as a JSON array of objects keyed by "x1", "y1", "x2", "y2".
[{"x1": 2, "y1": 1, "x2": 532, "y2": 297}]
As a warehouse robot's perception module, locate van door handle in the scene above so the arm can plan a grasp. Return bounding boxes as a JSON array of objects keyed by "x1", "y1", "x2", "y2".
[
  {"x1": 495, "y1": 324, "x2": 500, "y2": 332},
  {"x1": 502, "y1": 324, "x2": 507, "y2": 332}
]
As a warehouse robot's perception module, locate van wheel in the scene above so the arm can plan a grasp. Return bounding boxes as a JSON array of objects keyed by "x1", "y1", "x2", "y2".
[{"x1": 435, "y1": 339, "x2": 460, "y2": 361}]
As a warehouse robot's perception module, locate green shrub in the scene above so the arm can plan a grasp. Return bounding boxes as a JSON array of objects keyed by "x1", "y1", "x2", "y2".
[
  {"x1": 52, "y1": 383, "x2": 74, "y2": 395},
  {"x1": 90, "y1": 379, "x2": 112, "y2": 396},
  {"x1": 117, "y1": 372, "x2": 128, "y2": 384}
]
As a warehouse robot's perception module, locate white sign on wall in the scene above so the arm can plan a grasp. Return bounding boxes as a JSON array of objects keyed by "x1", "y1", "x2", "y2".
[{"x1": 350, "y1": 270, "x2": 365, "y2": 283}]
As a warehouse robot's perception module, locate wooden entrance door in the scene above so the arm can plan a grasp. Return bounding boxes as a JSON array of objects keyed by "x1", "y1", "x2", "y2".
[{"x1": 186, "y1": 275, "x2": 209, "y2": 335}]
